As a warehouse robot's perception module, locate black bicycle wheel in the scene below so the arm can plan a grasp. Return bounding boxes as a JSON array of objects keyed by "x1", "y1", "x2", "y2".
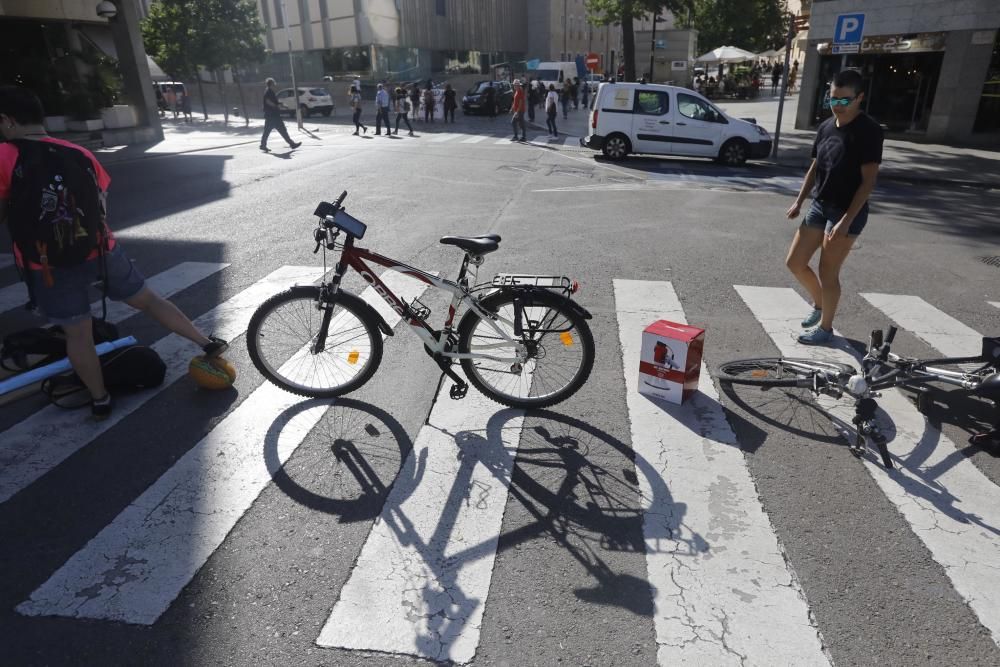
[
  {"x1": 457, "y1": 289, "x2": 595, "y2": 409},
  {"x1": 717, "y1": 357, "x2": 855, "y2": 387},
  {"x1": 247, "y1": 286, "x2": 383, "y2": 399}
]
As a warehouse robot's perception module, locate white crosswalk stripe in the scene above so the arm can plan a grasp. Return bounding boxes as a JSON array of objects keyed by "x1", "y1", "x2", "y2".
[
  {"x1": 861, "y1": 293, "x2": 982, "y2": 357},
  {"x1": 0, "y1": 265, "x2": 318, "y2": 506},
  {"x1": 990, "y1": 301, "x2": 1000, "y2": 310},
  {"x1": 17, "y1": 270, "x2": 432, "y2": 624},
  {"x1": 460, "y1": 134, "x2": 489, "y2": 144},
  {"x1": 738, "y1": 285, "x2": 1000, "y2": 648},
  {"x1": 429, "y1": 132, "x2": 464, "y2": 143},
  {"x1": 0, "y1": 254, "x2": 13, "y2": 270},
  {"x1": 614, "y1": 280, "x2": 828, "y2": 665}
]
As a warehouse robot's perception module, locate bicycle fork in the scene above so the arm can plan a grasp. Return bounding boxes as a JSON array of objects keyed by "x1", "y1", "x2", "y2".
[{"x1": 852, "y1": 397, "x2": 893, "y2": 469}]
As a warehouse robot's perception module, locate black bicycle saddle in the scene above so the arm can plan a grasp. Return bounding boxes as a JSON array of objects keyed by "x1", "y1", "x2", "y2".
[{"x1": 439, "y1": 234, "x2": 501, "y2": 254}]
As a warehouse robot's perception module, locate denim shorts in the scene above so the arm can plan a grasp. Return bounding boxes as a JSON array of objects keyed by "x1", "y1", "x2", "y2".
[
  {"x1": 802, "y1": 199, "x2": 869, "y2": 237},
  {"x1": 28, "y1": 244, "x2": 146, "y2": 325}
]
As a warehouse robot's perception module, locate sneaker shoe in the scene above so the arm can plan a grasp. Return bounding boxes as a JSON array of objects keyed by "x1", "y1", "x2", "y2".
[
  {"x1": 289, "y1": 141, "x2": 302, "y2": 149},
  {"x1": 801, "y1": 307, "x2": 822, "y2": 328},
  {"x1": 408, "y1": 131, "x2": 414, "y2": 137},
  {"x1": 91, "y1": 393, "x2": 113, "y2": 421},
  {"x1": 352, "y1": 130, "x2": 359, "y2": 135},
  {"x1": 798, "y1": 326, "x2": 833, "y2": 345},
  {"x1": 259, "y1": 145, "x2": 270, "y2": 152},
  {"x1": 202, "y1": 336, "x2": 229, "y2": 359}
]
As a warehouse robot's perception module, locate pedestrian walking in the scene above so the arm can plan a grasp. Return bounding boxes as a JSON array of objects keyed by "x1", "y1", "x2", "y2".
[
  {"x1": 260, "y1": 78, "x2": 300, "y2": 151},
  {"x1": 545, "y1": 84, "x2": 559, "y2": 136},
  {"x1": 484, "y1": 84, "x2": 496, "y2": 120},
  {"x1": 560, "y1": 85, "x2": 570, "y2": 120},
  {"x1": 443, "y1": 83, "x2": 457, "y2": 123},
  {"x1": 788, "y1": 61, "x2": 799, "y2": 93},
  {"x1": 510, "y1": 79, "x2": 526, "y2": 142},
  {"x1": 393, "y1": 87, "x2": 414, "y2": 136},
  {"x1": 409, "y1": 84, "x2": 422, "y2": 122},
  {"x1": 180, "y1": 89, "x2": 193, "y2": 123},
  {"x1": 581, "y1": 78, "x2": 590, "y2": 110},
  {"x1": 771, "y1": 62, "x2": 782, "y2": 95},
  {"x1": 0, "y1": 85, "x2": 229, "y2": 420},
  {"x1": 349, "y1": 82, "x2": 367, "y2": 135},
  {"x1": 423, "y1": 84, "x2": 436, "y2": 122},
  {"x1": 527, "y1": 80, "x2": 537, "y2": 122},
  {"x1": 374, "y1": 83, "x2": 391, "y2": 135},
  {"x1": 571, "y1": 78, "x2": 580, "y2": 109},
  {"x1": 784, "y1": 69, "x2": 883, "y2": 346}
]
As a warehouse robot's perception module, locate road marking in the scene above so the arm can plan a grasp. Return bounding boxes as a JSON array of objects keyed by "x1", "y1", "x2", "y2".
[
  {"x1": 860, "y1": 294, "x2": 982, "y2": 357},
  {"x1": 460, "y1": 134, "x2": 488, "y2": 144},
  {"x1": 16, "y1": 270, "x2": 430, "y2": 625},
  {"x1": 317, "y1": 344, "x2": 531, "y2": 662},
  {"x1": 989, "y1": 301, "x2": 1000, "y2": 310},
  {"x1": 0, "y1": 265, "x2": 319, "y2": 506},
  {"x1": 430, "y1": 133, "x2": 462, "y2": 143},
  {"x1": 101, "y1": 262, "x2": 230, "y2": 322},
  {"x1": 736, "y1": 285, "x2": 1000, "y2": 648},
  {"x1": 613, "y1": 279, "x2": 829, "y2": 666},
  {"x1": 0, "y1": 254, "x2": 13, "y2": 270},
  {"x1": 0, "y1": 280, "x2": 31, "y2": 314}
]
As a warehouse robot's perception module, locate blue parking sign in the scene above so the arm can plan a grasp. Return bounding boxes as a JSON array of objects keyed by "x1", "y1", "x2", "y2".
[{"x1": 834, "y1": 13, "x2": 865, "y2": 44}]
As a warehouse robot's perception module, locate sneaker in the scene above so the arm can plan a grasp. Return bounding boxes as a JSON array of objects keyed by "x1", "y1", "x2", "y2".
[
  {"x1": 259, "y1": 145, "x2": 270, "y2": 152},
  {"x1": 801, "y1": 307, "x2": 822, "y2": 328},
  {"x1": 91, "y1": 393, "x2": 113, "y2": 421},
  {"x1": 202, "y1": 336, "x2": 229, "y2": 359},
  {"x1": 352, "y1": 130, "x2": 359, "y2": 135},
  {"x1": 798, "y1": 326, "x2": 833, "y2": 345},
  {"x1": 408, "y1": 131, "x2": 414, "y2": 137},
  {"x1": 289, "y1": 141, "x2": 302, "y2": 149}
]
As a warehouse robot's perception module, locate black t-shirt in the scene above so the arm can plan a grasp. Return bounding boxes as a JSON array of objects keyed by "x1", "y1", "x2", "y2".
[
  {"x1": 811, "y1": 113, "x2": 883, "y2": 209},
  {"x1": 263, "y1": 88, "x2": 280, "y2": 118}
]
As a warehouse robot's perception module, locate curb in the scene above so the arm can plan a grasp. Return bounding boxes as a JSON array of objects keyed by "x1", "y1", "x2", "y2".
[{"x1": 97, "y1": 138, "x2": 262, "y2": 165}]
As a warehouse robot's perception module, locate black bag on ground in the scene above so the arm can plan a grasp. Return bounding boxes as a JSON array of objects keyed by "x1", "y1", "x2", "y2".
[
  {"x1": 41, "y1": 345, "x2": 166, "y2": 408},
  {"x1": 1, "y1": 320, "x2": 119, "y2": 372},
  {"x1": 6, "y1": 139, "x2": 106, "y2": 269}
]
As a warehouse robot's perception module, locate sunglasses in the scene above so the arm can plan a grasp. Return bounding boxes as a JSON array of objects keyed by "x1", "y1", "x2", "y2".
[{"x1": 829, "y1": 96, "x2": 857, "y2": 107}]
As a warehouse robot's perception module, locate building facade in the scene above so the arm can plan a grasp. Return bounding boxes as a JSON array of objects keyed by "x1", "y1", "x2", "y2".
[
  {"x1": 252, "y1": 0, "x2": 530, "y2": 82},
  {"x1": 796, "y1": 0, "x2": 1000, "y2": 142},
  {"x1": 527, "y1": 0, "x2": 614, "y2": 72}
]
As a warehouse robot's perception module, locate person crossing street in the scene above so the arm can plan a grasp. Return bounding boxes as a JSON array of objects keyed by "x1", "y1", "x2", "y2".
[
  {"x1": 510, "y1": 79, "x2": 527, "y2": 142},
  {"x1": 374, "y1": 83, "x2": 392, "y2": 136},
  {"x1": 260, "y1": 78, "x2": 300, "y2": 151}
]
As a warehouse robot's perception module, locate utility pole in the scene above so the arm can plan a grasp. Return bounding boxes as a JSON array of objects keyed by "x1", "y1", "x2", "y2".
[
  {"x1": 280, "y1": 0, "x2": 302, "y2": 130},
  {"x1": 563, "y1": 0, "x2": 568, "y2": 60},
  {"x1": 648, "y1": 15, "x2": 660, "y2": 82},
  {"x1": 771, "y1": 12, "x2": 797, "y2": 158}
]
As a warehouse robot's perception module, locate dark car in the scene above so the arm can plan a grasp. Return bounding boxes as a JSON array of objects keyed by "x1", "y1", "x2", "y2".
[{"x1": 461, "y1": 81, "x2": 514, "y2": 114}]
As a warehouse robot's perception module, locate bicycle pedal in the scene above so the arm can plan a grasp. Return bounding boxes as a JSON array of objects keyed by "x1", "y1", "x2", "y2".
[{"x1": 449, "y1": 383, "x2": 469, "y2": 400}]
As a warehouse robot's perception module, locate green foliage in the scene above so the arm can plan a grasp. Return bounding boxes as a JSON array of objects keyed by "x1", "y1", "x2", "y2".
[
  {"x1": 678, "y1": 0, "x2": 788, "y2": 53},
  {"x1": 142, "y1": 0, "x2": 200, "y2": 80}
]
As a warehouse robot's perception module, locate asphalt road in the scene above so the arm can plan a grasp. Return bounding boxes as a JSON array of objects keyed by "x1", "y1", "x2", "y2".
[{"x1": 1, "y1": 112, "x2": 999, "y2": 666}]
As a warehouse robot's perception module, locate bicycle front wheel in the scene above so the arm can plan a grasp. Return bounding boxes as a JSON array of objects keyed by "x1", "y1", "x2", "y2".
[
  {"x1": 717, "y1": 357, "x2": 855, "y2": 387},
  {"x1": 457, "y1": 289, "x2": 595, "y2": 409},
  {"x1": 247, "y1": 286, "x2": 383, "y2": 398}
]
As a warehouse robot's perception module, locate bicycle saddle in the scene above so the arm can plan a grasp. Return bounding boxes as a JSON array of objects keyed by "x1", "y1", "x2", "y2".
[{"x1": 439, "y1": 234, "x2": 501, "y2": 255}]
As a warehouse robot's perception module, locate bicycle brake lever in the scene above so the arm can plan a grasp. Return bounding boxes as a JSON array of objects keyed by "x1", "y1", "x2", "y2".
[{"x1": 313, "y1": 242, "x2": 321, "y2": 254}]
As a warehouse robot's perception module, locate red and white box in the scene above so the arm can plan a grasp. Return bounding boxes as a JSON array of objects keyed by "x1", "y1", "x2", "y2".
[{"x1": 638, "y1": 320, "x2": 705, "y2": 404}]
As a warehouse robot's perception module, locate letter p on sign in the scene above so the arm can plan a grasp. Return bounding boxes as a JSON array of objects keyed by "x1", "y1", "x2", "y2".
[{"x1": 834, "y1": 13, "x2": 865, "y2": 44}]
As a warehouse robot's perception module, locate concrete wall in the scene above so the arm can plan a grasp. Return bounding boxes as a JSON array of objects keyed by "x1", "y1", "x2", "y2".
[
  {"x1": 926, "y1": 28, "x2": 997, "y2": 140},
  {"x1": 633, "y1": 29, "x2": 697, "y2": 87},
  {"x1": 0, "y1": 0, "x2": 104, "y2": 22},
  {"x1": 808, "y1": 0, "x2": 1000, "y2": 37}
]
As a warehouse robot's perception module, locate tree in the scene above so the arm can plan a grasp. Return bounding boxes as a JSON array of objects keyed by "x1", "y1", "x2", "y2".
[
  {"x1": 142, "y1": 0, "x2": 209, "y2": 120},
  {"x1": 586, "y1": 0, "x2": 693, "y2": 83},
  {"x1": 678, "y1": 0, "x2": 788, "y2": 54},
  {"x1": 209, "y1": 0, "x2": 267, "y2": 125}
]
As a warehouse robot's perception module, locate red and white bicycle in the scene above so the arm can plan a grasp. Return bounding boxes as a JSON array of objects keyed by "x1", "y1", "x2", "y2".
[{"x1": 247, "y1": 191, "x2": 595, "y2": 408}]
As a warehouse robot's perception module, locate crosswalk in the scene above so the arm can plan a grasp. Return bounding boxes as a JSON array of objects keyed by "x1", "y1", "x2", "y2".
[
  {"x1": 341, "y1": 128, "x2": 582, "y2": 148},
  {"x1": 1, "y1": 259, "x2": 998, "y2": 663}
]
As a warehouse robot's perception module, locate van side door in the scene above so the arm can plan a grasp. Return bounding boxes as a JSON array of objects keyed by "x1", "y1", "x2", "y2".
[
  {"x1": 673, "y1": 92, "x2": 726, "y2": 157},
  {"x1": 630, "y1": 89, "x2": 673, "y2": 155}
]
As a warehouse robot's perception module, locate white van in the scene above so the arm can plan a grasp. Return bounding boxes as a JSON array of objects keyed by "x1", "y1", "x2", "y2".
[
  {"x1": 580, "y1": 82, "x2": 772, "y2": 166},
  {"x1": 531, "y1": 62, "x2": 579, "y2": 91}
]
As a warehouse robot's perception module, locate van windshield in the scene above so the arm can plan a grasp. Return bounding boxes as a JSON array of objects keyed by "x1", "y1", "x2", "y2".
[{"x1": 533, "y1": 69, "x2": 561, "y2": 81}]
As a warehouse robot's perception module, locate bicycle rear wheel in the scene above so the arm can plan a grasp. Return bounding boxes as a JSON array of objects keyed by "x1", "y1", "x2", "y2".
[
  {"x1": 457, "y1": 289, "x2": 594, "y2": 409},
  {"x1": 717, "y1": 357, "x2": 855, "y2": 387},
  {"x1": 247, "y1": 286, "x2": 383, "y2": 399}
]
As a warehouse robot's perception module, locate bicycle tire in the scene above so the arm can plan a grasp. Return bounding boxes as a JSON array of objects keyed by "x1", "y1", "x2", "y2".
[
  {"x1": 247, "y1": 286, "x2": 383, "y2": 399},
  {"x1": 457, "y1": 289, "x2": 595, "y2": 409},
  {"x1": 717, "y1": 357, "x2": 855, "y2": 387}
]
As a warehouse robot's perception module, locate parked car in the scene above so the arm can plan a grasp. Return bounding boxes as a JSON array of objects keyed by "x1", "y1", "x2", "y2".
[
  {"x1": 152, "y1": 81, "x2": 187, "y2": 112},
  {"x1": 461, "y1": 81, "x2": 513, "y2": 114},
  {"x1": 580, "y1": 82, "x2": 772, "y2": 166},
  {"x1": 276, "y1": 87, "x2": 334, "y2": 117}
]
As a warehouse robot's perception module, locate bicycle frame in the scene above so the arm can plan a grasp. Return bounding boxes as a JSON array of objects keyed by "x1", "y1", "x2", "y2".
[{"x1": 326, "y1": 235, "x2": 524, "y2": 364}]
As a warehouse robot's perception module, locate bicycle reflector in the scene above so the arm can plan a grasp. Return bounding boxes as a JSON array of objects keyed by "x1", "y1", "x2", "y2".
[
  {"x1": 347, "y1": 350, "x2": 360, "y2": 365},
  {"x1": 571, "y1": 280, "x2": 579, "y2": 294},
  {"x1": 560, "y1": 332, "x2": 575, "y2": 347}
]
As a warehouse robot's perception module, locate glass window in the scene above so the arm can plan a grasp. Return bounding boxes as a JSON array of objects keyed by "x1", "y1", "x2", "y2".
[
  {"x1": 272, "y1": 0, "x2": 283, "y2": 27},
  {"x1": 975, "y1": 31, "x2": 1000, "y2": 132},
  {"x1": 309, "y1": 88, "x2": 330, "y2": 96},
  {"x1": 677, "y1": 92, "x2": 721, "y2": 122},
  {"x1": 634, "y1": 90, "x2": 669, "y2": 115}
]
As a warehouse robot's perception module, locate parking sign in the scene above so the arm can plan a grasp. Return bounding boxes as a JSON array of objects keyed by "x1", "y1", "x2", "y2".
[{"x1": 833, "y1": 13, "x2": 865, "y2": 54}]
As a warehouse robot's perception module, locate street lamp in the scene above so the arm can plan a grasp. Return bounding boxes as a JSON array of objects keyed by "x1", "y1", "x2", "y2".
[
  {"x1": 96, "y1": 1, "x2": 117, "y2": 19},
  {"x1": 279, "y1": 0, "x2": 303, "y2": 129},
  {"x1": 649, "y1": 15, "x2": 666, "y2": 82}
]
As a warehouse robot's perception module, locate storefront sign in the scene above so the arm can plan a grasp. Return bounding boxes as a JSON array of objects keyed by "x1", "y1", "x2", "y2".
[
  {"x1": 819, "y1": 32, "x2": 947, "y2": 55},
  {"x1": 671, "y1": 60, "x2": 687, "y2": 71}
]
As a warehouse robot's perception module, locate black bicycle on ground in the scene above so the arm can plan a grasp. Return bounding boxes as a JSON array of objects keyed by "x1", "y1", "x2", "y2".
[{"x1": 717, "y1": 327, "x2": 1000, "y2": 469}]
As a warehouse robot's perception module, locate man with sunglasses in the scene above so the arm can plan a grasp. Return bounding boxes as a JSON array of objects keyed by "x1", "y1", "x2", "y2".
[{"x1": 785, "y1": 69, "x2": 883, "y2": 345}]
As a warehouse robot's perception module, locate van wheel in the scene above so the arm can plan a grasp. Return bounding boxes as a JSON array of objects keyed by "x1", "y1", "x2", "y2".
[
  {"x1": 602, "y1": 133, "x2": 630, "y2": 160},
  {"x1": 717, "y1": 138, "x2": 749, "y2": 166}
]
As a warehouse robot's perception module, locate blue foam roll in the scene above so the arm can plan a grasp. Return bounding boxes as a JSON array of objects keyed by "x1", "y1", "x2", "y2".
[{"x1": 0, "y1": 335, "x2": 138, "y2": 396}]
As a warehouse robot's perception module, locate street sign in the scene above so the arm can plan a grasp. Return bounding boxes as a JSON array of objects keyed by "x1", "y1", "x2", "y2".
[
  {"x1": 585, "y1": 52, "x2": 600, "y2": 72},
  {"x1": 834, "y1": 13, "x2": 865, "y2": 45}
]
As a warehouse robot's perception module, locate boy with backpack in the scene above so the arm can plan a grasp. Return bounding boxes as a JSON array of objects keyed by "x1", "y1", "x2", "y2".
[{"x1": 0, "y1": 85, "x2": 228, "y2": 420}]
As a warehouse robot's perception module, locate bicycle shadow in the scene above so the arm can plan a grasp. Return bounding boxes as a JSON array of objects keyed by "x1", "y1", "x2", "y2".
[{"x1": 262, "y1": 400, "x2": 706, "y2": 659}]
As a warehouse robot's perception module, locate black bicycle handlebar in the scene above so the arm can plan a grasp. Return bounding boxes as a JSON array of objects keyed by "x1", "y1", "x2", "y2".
[{"x1": 885, "y1": 326, "x2": 897, "y2": 345}]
